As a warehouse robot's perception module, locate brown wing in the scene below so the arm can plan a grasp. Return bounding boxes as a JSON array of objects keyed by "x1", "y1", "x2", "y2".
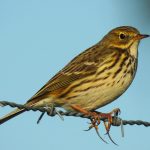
[{"x1": 27, "y1": 44, "x2": 115, "y2": 103}]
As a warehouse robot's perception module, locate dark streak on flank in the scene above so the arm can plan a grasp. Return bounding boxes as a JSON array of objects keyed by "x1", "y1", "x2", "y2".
[
  {"x1": 65, "y1": 95, "x2": 79, "y2": 100},
  {"x1": 111, "y1": 80, "x2": 115, "y2": 87},
  {"x1": 116, "y1": 79, "x2": 121, "y2": 84},
  {"x1": 123, "y1": 68, "x2": 128, "y2": 74},
  {"x1": 58, "y1": 79, "x2": 92, "y2": 98},
  {"x1": 94, "y1": 76, "x2": 109, "y2": 82},
  {"x1": 130, "y1": 68, "x2": 134, "y2": 76},
  {"x1": 59, "y1": 74, "x2": 109, "y2": 99},
  {"x1": 121, "y1": 80, "x2": 125, "y2": 86},
  {"x1": 106, "y1": 83, "x2": 111, "y2": 87},
  {"x1": 113, "y1": 68, "x2": 122, "y2": 79},
  {"x1": 74, "y1": 83, "x2": 105, "y2": 93}
]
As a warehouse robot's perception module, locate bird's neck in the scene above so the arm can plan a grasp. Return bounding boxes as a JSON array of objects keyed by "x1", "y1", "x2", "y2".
[{"x1": 128, "y1": 40, "x2": 139, "y2": 59}]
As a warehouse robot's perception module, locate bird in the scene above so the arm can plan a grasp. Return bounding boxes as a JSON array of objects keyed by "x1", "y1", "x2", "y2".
[{"x1": 0, "y1": 26, "x2": 149, "y2": 132}]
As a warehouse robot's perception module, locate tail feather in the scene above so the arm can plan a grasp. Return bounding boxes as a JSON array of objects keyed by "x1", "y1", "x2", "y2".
[{"x1": 0, "y1": 108, "x2": 26, "y2": 125}]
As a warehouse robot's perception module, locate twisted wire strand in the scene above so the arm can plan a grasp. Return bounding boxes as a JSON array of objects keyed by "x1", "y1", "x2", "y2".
[{"x1": 0, "y1": 100, "x2": 150, "y2": 127}]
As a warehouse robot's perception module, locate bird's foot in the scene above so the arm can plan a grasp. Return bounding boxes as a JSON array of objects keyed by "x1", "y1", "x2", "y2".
[
  {"x1": 100, "y1": 108, "x2": 121, "y2": 133},
  {"x1": 71, "y1": 105, "x2": 120, "y2": 145}
]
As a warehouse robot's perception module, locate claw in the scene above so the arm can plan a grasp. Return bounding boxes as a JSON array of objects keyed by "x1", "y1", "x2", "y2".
[
  {"x1": 84, "y1": 125, "x2": 93, "y2": 131},
  {"x1": 95, "y1": 127, "x2": 108, "y2": 144},
  {"x1": 84, "y1": 120, "x2": 94, "y2": 131},
  {"x1": 84, "y1": 128, "x2": 92, "y2": 131},
  {"x1": 107, "y1": 132, "x2": 118, "y2": 146},
  {"x1": 84, "y1": 122, "x2": 108, "y2": 144},
  {"x1": 103, "y1": 120, "x2": 111, "y2": 134},
  {"x1": 103, "y1": 120, "x2": 118, "y2": 145}
]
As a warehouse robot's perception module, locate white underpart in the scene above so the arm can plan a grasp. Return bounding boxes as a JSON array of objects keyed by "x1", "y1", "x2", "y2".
[{"x1": 129, "y1": 40, "x2": 139, "y2": 58}]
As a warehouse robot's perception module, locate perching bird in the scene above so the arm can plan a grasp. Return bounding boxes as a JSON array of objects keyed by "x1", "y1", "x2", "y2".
[{"x1": 0, "y1": 26, "x2": 149, "y2": 129}]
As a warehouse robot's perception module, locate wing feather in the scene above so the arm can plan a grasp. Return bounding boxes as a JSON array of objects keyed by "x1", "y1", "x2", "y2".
[{"x1": 27, "y1": 44, "x2": 116, "y2": 102}]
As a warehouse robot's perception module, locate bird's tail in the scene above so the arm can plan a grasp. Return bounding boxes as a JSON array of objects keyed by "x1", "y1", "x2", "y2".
[{"x1": 0, "y1": 108, "x2": 26, "y2": 125}]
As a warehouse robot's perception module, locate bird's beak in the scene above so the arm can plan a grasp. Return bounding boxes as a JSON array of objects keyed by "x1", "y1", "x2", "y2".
[{"x1": 135, "y1": 34, "x2": 150, "y2": 40}]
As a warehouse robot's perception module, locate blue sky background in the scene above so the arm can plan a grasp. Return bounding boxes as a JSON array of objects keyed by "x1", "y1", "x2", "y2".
[{"x1": 0, "y1": 0, "x2": 150, "y2": 150}]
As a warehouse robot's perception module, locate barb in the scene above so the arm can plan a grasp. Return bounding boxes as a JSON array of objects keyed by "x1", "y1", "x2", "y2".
[
  {"x1": 37, "y1": 112, "x2": 45, "y2": 124},
  {"x1": 0, "y1": 101, "x2": 150, "y2": 127}
]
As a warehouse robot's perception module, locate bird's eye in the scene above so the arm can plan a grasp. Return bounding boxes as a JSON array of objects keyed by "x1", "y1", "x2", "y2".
[{"x1": 119, "y1": 33, "x2": 126, "y2": 39}]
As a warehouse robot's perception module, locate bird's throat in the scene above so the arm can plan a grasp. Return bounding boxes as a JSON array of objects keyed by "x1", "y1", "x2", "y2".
[{"x1": 128, "y1": 41, "x2": 139, "y2": 59}]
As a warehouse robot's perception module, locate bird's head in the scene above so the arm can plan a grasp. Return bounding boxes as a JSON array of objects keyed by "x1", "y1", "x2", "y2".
[{"x1": 101, "y1": 26, "x2": 149, "y2": 57}]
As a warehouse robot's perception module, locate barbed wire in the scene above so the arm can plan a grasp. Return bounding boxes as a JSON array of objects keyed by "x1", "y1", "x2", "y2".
[{"x1": 0, "y1": 100, "x2": 150, "y2": 127}]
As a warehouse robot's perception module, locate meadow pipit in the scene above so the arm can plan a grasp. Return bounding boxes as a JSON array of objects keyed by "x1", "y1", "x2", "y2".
[{"x1": 0, "y1": 26, "x2": 149, "y2": 142}]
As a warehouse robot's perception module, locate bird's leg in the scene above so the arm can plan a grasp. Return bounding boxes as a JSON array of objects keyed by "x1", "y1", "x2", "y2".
[
  {"x1": 71, "y1": 105, "x2": 120, "y2": 131},
  {"x1": 70, "y1": 105, "x2": 101, "y2": 126},
  {"x1": 70, "y1": 105, "x2": 107, "y2": 143},
  {"x1": 71, "y1": 105, "x2": 120, "y2": 145}
]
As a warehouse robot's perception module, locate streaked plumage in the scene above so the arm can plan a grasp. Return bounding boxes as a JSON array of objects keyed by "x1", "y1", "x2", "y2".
[{"x1": 0, "y1": 26, "x2": 149, "y2": 125}]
